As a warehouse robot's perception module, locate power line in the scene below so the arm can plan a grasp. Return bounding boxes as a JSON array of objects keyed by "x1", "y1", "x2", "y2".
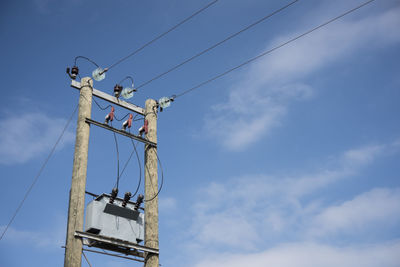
[
  {"x1": 0, "y1": 104, "x2": 79, "y2": 241},
  {"x1": 106, "y1": 0, "x2": 219, "y2": 71},
  {"x1": 135, "y1": 0, "x2": 299, "y2": 90},
  {"x1": 174, "y1": 0, "x2": 376, "y2": 99}
]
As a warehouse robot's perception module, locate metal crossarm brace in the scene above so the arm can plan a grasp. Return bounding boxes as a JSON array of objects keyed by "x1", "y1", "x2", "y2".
[
  {"x1": 71, "y1": 79, "x2": 145, "y2": 115},
  {"x1": 75, "y1": 231, "x2": 159, "y2": 255},
  {"x1": 82, "y1": 248, "x2": 144, "y2": 262},
  {"x1": 85, "y1": 118, "x2": 157, "y2": 147}
]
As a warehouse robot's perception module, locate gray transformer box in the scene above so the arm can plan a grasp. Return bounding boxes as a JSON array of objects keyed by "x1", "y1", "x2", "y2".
[{"x1": 85, "y1": 194, "x2": 144, "y2": 244}]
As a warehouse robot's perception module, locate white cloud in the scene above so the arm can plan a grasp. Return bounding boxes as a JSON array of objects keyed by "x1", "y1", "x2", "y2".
[
  {"x1": 0, "y1": 112, "x2": 75, "y2": 165},
  {"x1": 194, "y1": 212, "x2": 261, "y2": 250},
  {"x1": 186, "y1": 142, "x2": 400, "y2": 253},
  {"x1": 205, "y1": 6, "x2": 400, "y2": 150},
  {"x1": 0, "y1": 223, "x2": 65, "y2": 249},
  {"x1": 342, "y1": 144, "x2": 385, "y2": 166},
  {"x1": 310, "y1": 188, "x2": 400, "y2": 237},
  {"x1": 194, "y1": 241, "x2": 400, "y2": 267},
  {"x1": 159, "y1": 196, "x2": 177, "y2": 211}
]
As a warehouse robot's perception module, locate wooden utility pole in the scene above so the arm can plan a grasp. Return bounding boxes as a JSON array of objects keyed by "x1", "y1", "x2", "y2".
[
  {"x1": 144, "y1": 99, "x2": 159, "y2": 267},
  {"x1": 65, "y1": 80, "x2": 159, "y2": 264},
  {"x1": 64, "y1": 77, "x2": 93, "y2": 267}
]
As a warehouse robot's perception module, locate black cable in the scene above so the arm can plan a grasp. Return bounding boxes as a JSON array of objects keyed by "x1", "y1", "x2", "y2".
[
  {"x1": 92, "y1": 94, "x2": 140, "y2": 123},
  {"x1": 114, "y1": 113, "x2": 130, "y2": 122},
  {"x1": 118, "y1": 76, "x2": 135, "y2": 87},
  {"x1": 144, "y1": 144, "x2": 164, "y2": 202},
  {"x1": 111, "y1": 122, "x2": 121, "y2": 190},
  {"x1": 112, "y1": 114, "x2": 142, "y2": 196},
  {"x1": 92, "y1": 95, "x2": 136, "y2": 122},
  {"x1": 0, "y1": 104, "x2": 79, "y2": 241},
  {"x1": 129, "y1": 139, "x2": 142, "y2": 198},
  {"x1": 119, "y1": 149, "x2": 134, "y2": 181},
  {"x1": 128, "y1": 115, "x2": 142, "y2": 198},
  {"x1": 135, "y1": 0, "x2": 299, "y2": 90},
  {"x1": 106, "y1": 0, "x2": 219, "y2": 71},
  {"x1": 92, "y1": 97, "x2": 112, "y2": 111},
  {"x1": 74, "y1": 56, "x2": 99, "y2": 67},
  {"x1": 114, "y1": 138, "x2": 142, "y2": 198},
  {"x1": 133, "y1": 117, "x2": 144, "y2": 122},
  {"x1": 174, "y1": 0, "x2": 376, "y2": 99}
]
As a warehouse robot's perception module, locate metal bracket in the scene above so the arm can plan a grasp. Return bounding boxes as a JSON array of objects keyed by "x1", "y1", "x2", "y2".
[
  {"x1": 82, "y1": 247, "x2": 144, "y2": 262},
  {"x1": 71, "y1": 79, "x2": 145, "y2": 115},
  {"x1": 85, "y1": 118, "x2": 157, "y2": 147},
  {"x1": 75, "y1": 231, "x2": 159, "y2": 255}
]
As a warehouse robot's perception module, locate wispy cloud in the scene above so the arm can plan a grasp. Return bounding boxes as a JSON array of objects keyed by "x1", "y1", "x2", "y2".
[
  {"x1": 204, "y1": 6, "x2": 400, "y2": 150},
  {"x1": 0, "y1": 219, "x2": 66, "y2": 249},
  {"x1": 159, "y1": 196, "x2": 177, "y2": 212},
  {"x1": 309, "y1": 188, "x2": 400, "y2": 237},
  {"x1": 194, "y1": 241, "x2": 400, "y2": 267},
  {"x1": 184, "y1": 141, "x2": 400, "y2": 262},
  {"x1": 0, "y1": 112, "x2": 75, "y2": 165}
]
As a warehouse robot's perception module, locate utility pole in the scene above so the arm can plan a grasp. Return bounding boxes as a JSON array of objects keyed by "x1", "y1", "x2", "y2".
[
  {"x1": 64, "y1": 77, "x2": 93, "y2": 267},
  {"x1": 65, "y1": 78, "x2": 160, "y2": 265},
  {"x1": 144, "y1": 99, "x2": 159, "y2": 267}
]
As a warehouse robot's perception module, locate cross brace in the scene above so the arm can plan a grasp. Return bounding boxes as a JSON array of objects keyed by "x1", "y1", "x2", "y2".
[
  {"x1": 85, "y1": 118, "x2": 157, "y2": 147},
  {"x1": 75, "y1": 231, "x2": 159, "y2": 255},
  {"x1": 71, "y1": 79, "x2": 145, "y2": 115},
  {"x1": 82, "y1": 247, "x2": 145, "y2": 263}
]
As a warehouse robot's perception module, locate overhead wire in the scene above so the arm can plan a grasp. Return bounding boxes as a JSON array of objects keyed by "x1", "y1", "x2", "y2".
[
  {"x1": 173, "y1": 0, "x2": 376, "y2": 99},
  {"x1": 135, "y1": 0, "x2": 300, "y2": 91},
  {"x1": 0, "y1": 104, "x2": 79, "y2": 241},
  {"x1": 106, "y1": 0, "x2": 220, "y2": 71}
]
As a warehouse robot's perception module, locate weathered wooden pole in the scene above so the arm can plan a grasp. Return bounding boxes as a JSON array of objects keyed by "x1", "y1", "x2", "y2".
[
  {"x1": 144, "y1": 99, "x2": 159, "y2": 267},
  {"x1": 64, "y1": 77, "x2": 93, "y2": 267}
]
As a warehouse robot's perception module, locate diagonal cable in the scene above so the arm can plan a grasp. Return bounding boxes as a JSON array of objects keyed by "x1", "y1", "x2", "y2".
[
  {"x1": 0, "y1": 104, "x2": 79, "y2": 241},
  {"x1": 174, "y1": 0, "x2": 376, "y2": 98},
  {"x1": 107, "y1": 0, "x2": 219, "y2": 71},
  {"x1": 136, "y1": 0, "x2": 299, "y2": 90}
]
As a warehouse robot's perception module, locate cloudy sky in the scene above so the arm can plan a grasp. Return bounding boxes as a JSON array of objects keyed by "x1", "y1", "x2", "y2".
[{"x1": 0, "y1": 0, "x2": 399, "y2": 266}]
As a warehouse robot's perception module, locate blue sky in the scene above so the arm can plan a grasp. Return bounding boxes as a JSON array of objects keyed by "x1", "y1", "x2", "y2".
[{"x1": 1, "y1": 0, "x2": 400, "y2": 266}]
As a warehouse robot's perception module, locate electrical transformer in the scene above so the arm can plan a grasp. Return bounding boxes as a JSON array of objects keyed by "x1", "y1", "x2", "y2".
[{"x1": 85, "y1": 193, "x2": 144, "y2": 244}]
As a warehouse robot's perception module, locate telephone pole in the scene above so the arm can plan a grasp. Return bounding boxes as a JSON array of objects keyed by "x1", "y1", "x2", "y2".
[
  {"x1": 144, "y1": 99, "x2": 159, "y2": 267},
  {"x1": 64, "y1": 77, "x2": 93, "y2": 267}
]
